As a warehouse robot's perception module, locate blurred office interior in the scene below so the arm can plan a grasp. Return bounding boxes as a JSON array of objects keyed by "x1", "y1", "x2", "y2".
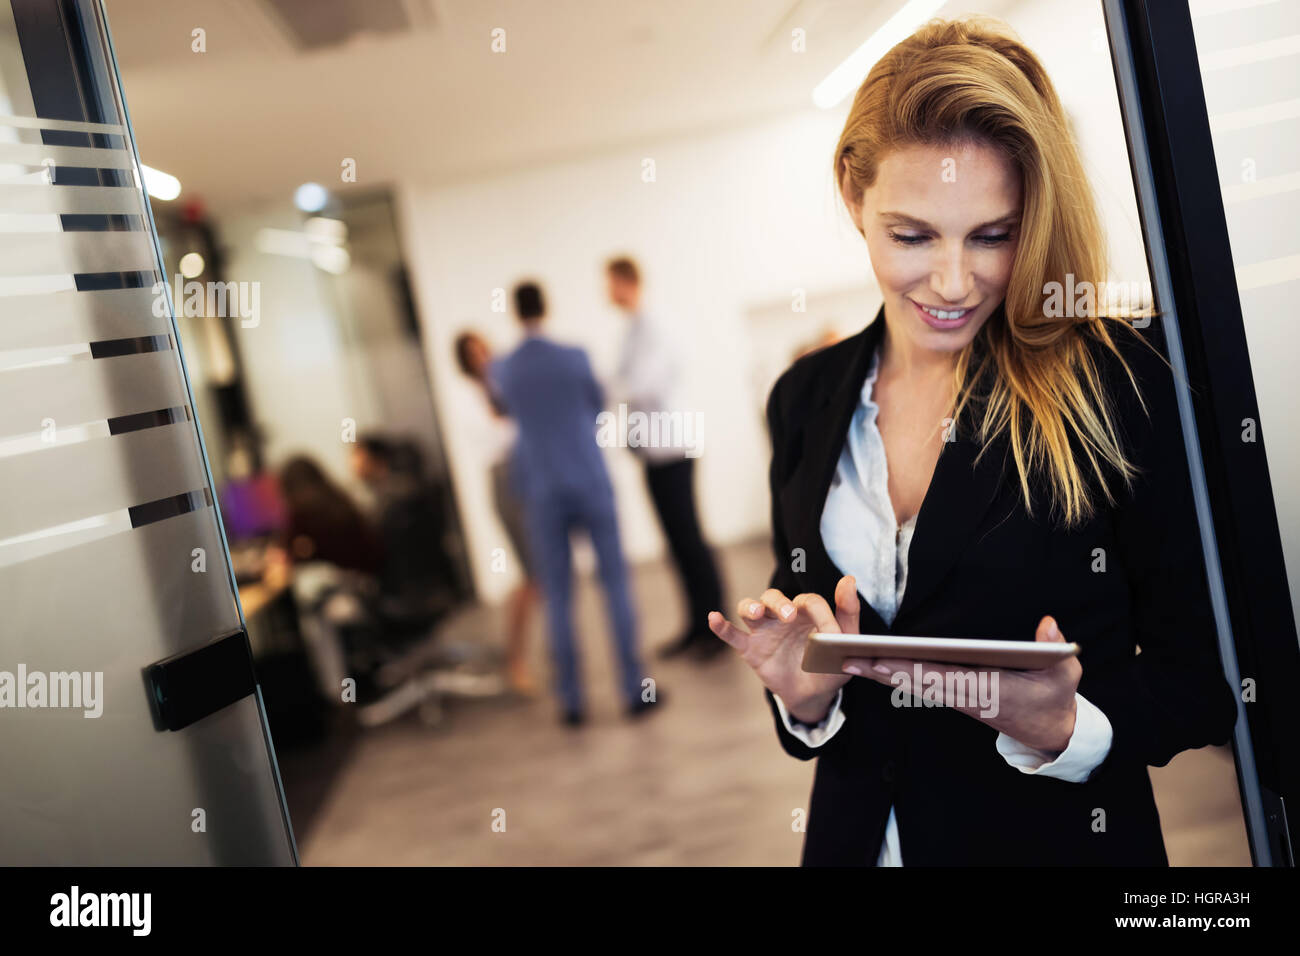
[{"x1": 66, "y1": 0, "x2": 1298, "y2": 863}]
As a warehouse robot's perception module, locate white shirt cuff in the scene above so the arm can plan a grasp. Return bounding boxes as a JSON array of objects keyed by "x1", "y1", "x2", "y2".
[
  {"x1": 773, "y1": 688, "x2": 846, "y2": 748},
  {"x1": 995, "y1": 692, "x2": 1114, "y2": 783}
]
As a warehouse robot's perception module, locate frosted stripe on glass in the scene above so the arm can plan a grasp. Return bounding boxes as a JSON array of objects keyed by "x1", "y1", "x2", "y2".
[
  {"x1": 0, "y1": 349, "x2": 185, "y2": 438},
  {"x1": 0, "y1": 230, "x2": 156, "y2": 276},
  {"x1": 0, "y1": 113, "x2": 124, "y2": 134},
  {"x1": 0, "y1": 141, "x2": 133, "y2": 169},
  {"x1": 0, "y1": 183, "x2": 143, "y2": 215},
  {"x1": 0, "y1": 288, "x2": 168, "y2": 350},
  {"x1": 0, "y1": 505, "x2": 240, "y2": 670},
  {"x1": 0, "y1": 421, "x2": 207, "y2": 540}
]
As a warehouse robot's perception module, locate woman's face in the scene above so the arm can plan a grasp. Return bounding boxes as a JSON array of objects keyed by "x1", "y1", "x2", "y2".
[
  {"x1": 853, "y1": 140, "x2": 1021, "y2": 359},
  {"x1": 466, "y1": 335, "x2": 491, "y2": 377}
]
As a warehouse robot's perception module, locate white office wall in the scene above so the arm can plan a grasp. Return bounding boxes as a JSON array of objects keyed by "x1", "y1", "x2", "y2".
[{"x1": 397, "y1": 109, "x2": 870, "y2": 604}]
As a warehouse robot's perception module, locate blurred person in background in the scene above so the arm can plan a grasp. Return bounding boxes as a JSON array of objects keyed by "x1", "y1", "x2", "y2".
[
  {"x1": 275, "y1": 455, "x2": 383, "y2": 576},
  {"x1": 490, "y1": 280, "x2": 655, "y2": 726},
  {"x1": 269, "y1": 455, "x2": 384, "y2": 706},
  {"x1": 606, "y1": 256, "x2": 725, "y2": 661},
  {"x1": 350, "y1": 434, "x2": 459, "y2": 636},
  {"x1": 452, "y1": 330, "x2": 540, "y2": 696},
  {"x1": 346, "y1": 434, "x2": 508, "y2": 724}
]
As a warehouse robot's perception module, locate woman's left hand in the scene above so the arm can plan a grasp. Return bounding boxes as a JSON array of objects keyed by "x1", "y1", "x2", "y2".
[{"x1": 843, "y1": 615, "x2": 1082, "y2": 754}]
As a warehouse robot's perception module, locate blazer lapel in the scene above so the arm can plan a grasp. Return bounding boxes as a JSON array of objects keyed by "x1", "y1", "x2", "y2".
[
  {"x1": 893, "y1": 326, "x2": 1010, "y2": 628},
  {"x1": 778, "y1": 314, "x2": 890, "y2": 633},
  {"x1": 776, "y1": 305, "x2": 1012, "y2": 634}
]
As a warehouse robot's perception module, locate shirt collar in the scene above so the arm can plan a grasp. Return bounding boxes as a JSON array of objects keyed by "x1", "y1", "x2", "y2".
[{"x1": 860, "y1": 344, "x2": 882, "y2": 409}]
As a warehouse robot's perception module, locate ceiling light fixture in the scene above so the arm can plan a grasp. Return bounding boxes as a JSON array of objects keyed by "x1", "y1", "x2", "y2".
[
  {"x1": 812, "y1": 0, "x2": 948, "y2": 110},
  {"x1": 141, "y1": 164, "x2": 181, "y2": 200}
]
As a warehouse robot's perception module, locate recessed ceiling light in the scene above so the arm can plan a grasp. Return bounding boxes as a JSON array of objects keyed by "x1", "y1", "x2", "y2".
[
  {"x1": 294, "y1": 182, "x2": 329, "y2": 212},
  {"x1": 178, "y1": 252, "x2": 205, "y2": 278}
]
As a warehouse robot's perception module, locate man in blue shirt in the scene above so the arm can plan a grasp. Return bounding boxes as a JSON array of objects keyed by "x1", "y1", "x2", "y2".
[{"x1": 490, "y1": 281, "x2": 655, "y2": 725}]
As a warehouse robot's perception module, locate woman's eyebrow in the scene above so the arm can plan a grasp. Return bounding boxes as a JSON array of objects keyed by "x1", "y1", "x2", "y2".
[
  {"x1": 972, "y1": 213, "x2": 1021, "y2": 230},
  {"x1": 877, "y1": 211, "x2": 1021, "y2": 231},
  {"x1": 878, "y1": 212, "x2": 932, "y2": 228}
]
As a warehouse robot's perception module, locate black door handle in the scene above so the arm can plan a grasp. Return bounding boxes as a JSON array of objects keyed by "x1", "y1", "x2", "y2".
[{"x1": 145, "y1": 630, "x2": 257, "y2": 731}]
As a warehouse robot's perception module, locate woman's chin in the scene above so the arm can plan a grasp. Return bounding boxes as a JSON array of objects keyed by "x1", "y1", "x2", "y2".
[{"x1": 911, "y1": 326, "x2": 980, "y2": 356}]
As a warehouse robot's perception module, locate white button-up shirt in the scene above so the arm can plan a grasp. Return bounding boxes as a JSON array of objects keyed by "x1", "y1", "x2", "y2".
[
  {"x1": 773, "y1": 346, "x2": 1114, "y2": 866},
  {"x1": 615, "y1": 311, "x2": 687, "y2": 463}
]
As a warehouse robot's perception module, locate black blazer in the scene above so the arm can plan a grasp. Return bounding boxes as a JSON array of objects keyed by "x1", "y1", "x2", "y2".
[{"x1": 764, "y1": 307, "x2": 1238, "y2": 866}]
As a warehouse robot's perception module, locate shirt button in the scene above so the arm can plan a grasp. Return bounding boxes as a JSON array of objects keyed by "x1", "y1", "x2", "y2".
[{"x1": 881, "y1": 759, "x2": 897, "y2": 784}]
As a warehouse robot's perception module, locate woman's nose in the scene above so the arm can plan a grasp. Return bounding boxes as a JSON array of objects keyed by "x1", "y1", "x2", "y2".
[{"x1": 930, "y1": 248, "x2": 974, "y2": 303}]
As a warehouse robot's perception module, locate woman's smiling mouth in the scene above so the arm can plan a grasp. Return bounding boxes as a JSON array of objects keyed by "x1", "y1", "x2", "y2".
[{"x1": 910, "y1": 299, "x2": 977, "y2": 329}]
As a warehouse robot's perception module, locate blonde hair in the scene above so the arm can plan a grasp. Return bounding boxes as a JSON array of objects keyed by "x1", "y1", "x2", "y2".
[{"x1": 835, "y1": 16, "x2": 1151, "y2": 527}]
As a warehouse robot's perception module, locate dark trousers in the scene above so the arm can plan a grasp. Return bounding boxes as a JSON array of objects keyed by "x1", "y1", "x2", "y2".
[
  {"x1": 526, "y1": 487, "x2": 643, "y2": 712},
  {"x1": 643, "y1": 457, "x2": 723, "y2": 640}
]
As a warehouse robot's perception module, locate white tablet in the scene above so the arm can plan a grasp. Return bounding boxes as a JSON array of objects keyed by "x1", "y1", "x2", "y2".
[{"x1": 801, "y1": 632, "x2": 1080, "y2": 674}]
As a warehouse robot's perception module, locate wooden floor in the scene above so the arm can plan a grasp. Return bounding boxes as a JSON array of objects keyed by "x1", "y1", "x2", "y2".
[{"x1": 278, "y1": 539, "x2": 1251, "y2": 866}]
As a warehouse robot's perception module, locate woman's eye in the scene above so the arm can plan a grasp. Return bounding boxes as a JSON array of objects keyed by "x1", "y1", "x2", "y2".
[{"x1": 887, "y1": 231, "x2": 1014, "y2": 246}]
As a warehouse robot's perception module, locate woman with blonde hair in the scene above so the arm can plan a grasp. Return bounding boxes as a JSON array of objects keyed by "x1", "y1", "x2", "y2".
[{"x1": 709, "y1": 17, "x2": 1235, "y2": 865}]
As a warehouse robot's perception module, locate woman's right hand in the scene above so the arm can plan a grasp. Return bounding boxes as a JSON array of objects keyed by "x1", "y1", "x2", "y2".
[{"x1": 708, "y1": 575, "x2": 861, "y2": 725}]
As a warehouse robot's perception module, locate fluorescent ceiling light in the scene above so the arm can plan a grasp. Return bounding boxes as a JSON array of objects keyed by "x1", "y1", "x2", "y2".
[
  {"x1": 304, "y1": 216, "x2": 347, "y2": 245},
  {"x1": 813, "y1": 0, "x2": 948, "y2": 110},
  {"x1": 310, "y1": 244, "x2": 350, "y2": 275},
  {"x1": 255, "y1": 226, "x2": 351, "y2": 275},
  {"x1": 255, "y1": 228, "x2": 313, "y2": 258},
  {"x1": 141, "y1": 164, "x2": 181, "y2": 200}
]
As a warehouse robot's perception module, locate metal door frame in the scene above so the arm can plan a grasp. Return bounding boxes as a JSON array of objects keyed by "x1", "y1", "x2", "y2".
[{"x1": 1104, "y1": 0, "x2": 1300, "y2": 866}]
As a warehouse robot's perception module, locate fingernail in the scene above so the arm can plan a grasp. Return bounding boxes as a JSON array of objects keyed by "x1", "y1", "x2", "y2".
[
  {"x1": 1049, "y1": 620, "x2": 1061, "y2": 639},
  {"x1": 749, "y1": 603, "x2": 760, "y2": 615},
  {"x1": 843, "y1": 664, "x2": 862, "y2": 676},
  {"x1": 873, "y1": 664, "x2": 890, "y2": 675},
  {"x1": 781, "y1": 604, "x2": 795, "y2": 619}
]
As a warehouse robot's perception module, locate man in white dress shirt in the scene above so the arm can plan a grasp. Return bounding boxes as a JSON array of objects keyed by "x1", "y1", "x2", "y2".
[{"x1": 606, "y1": 256, "x2": 725, "y2": 660}]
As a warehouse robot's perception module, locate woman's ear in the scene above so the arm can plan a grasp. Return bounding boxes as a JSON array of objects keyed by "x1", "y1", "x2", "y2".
[{"x1": 838, "y1": 156, "x2": 864, "y2": 233}]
